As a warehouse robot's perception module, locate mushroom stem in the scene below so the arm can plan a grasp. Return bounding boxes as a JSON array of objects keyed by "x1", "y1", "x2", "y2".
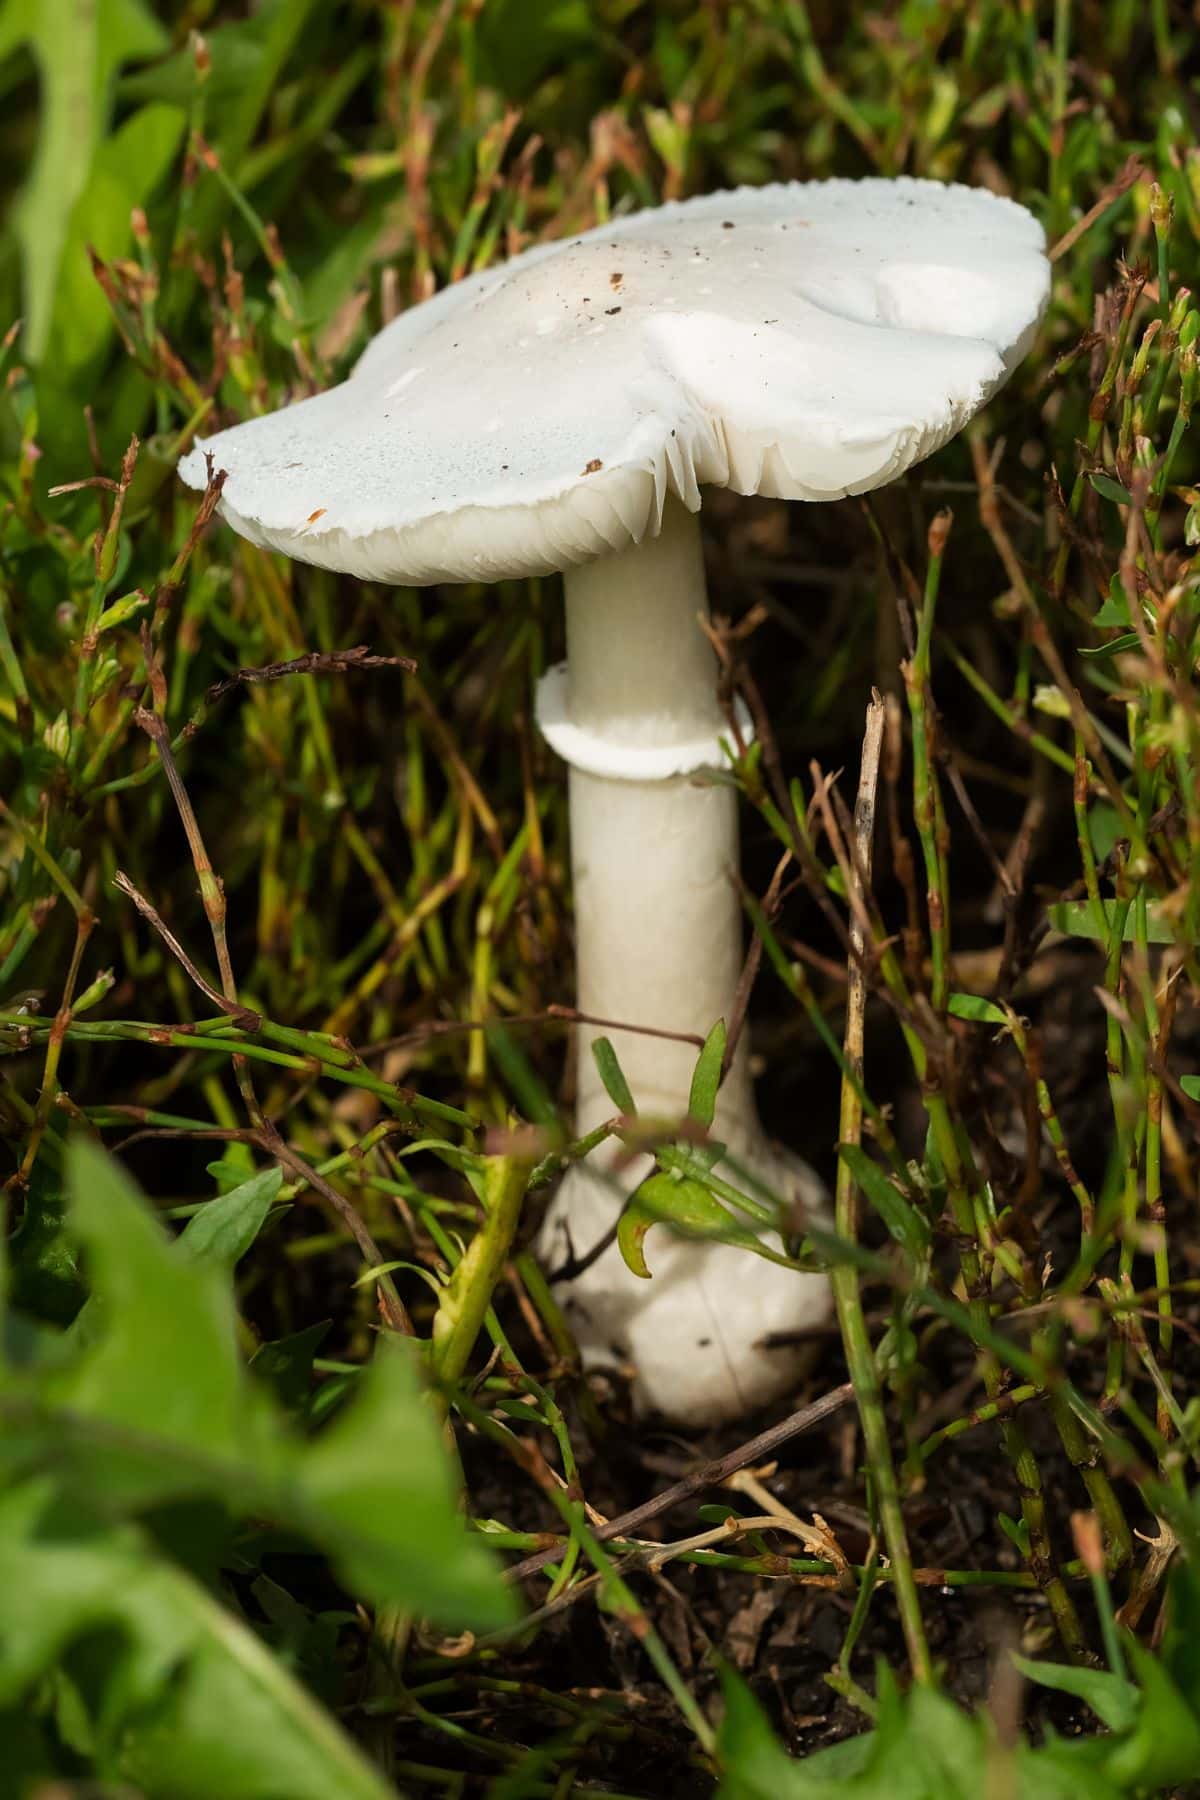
[
  {"x1": 565, "y1": 496, "x2": 726, "y2": 752},
  {"x1": 561, "y1": 498, "x2": 756, "y2": 1142},
  {"x1": 537, "y1": 497, "x2": 831, "y2": 1424}
]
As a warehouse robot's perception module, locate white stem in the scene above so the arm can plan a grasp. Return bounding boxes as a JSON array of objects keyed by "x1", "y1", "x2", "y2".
[
  {"x1": 536, "y1": 498, "x2": 831, "y2": 1424},
  {"x1": 565, "y1": 495, "x2": 725, "y2": 748},
  {"x1": 568, "y1": 770, "x2": 757, "y2": 1139},
  {"x1": 562, "y1": 499, "x2": 756, "y2": 1143}
]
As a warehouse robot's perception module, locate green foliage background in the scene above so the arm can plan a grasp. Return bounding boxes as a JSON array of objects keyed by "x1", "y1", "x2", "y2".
[{"x1": 5, "y1": 1, "x2": 1200, "y2": 1795}]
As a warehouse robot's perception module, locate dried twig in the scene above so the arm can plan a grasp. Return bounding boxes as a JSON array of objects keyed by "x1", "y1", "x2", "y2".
[
  {"x1": 1049, "y1": 154, "x2": 1144, "y2": 263},
  {"x1": 113, "y1": 870, "x2": 261, "y2": 1030},
  {"x1": 503, "y1": 1381, "x2": 854, "y2": 1585}
]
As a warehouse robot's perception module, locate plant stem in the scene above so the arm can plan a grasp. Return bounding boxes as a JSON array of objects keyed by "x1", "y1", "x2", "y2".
[
  {"x1": 432, "y1": 1144, "x2": 533, "y2": 1391},
  {"x1": 832, "y1": 694, "x2": 931, "y2": 1683}
]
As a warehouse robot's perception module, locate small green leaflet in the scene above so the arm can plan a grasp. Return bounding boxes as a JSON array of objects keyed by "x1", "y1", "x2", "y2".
[
  {"x1": 1093, "y1": 580, "x2": 1132, "y2": 628},
  {"x1": 177, "y1": 1167, "x2": 283, "y2": 1268},
  {"x1": 591, "y1": 1035, "x2": 636, "y2": 1114},
  {"x1": 1089, "y1": 471, "x2": 1134, "y2": 506},
  {"x1": 1079, "y1": 632, "x2": 1142, "y2": 660},
  {"x1": 947, "y1": 992, "x2": 1007, "y2": 1025},
  {"x1": 837, "y1": 1145, "x2": 930, "y2": 1258},
  {"x1": 617, "y1": 1173, "x2": 769, "y2": 1280},
  {"x1": 688, "y1": 1020, "x2": 727, "y2": 1129}
]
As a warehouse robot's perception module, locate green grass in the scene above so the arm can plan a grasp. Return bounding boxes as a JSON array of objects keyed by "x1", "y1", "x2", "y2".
[{"x1": 4, "y1": 1, "x2": 1200, "y2": 1794}]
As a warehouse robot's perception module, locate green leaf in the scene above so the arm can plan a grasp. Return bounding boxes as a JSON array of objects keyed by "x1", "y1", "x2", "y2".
[
  {"x1": 591, "y1": 1036, "x2": 636, "y2": 1115},
  {"x1": 0, "y1": 0, "x2": 167, "y2": 358},
  {"x1": 1079, "y1": 632, "x2": 1142, "y2": 660},
  {"x1": 51, "y1": 1139, "x2": 252, "y2": 1507},
  {"x1": 0, "y1": 1484, "x2": 397, "y2": 1800},
  {"x1": 716, "y1": 1666, "x2": 828, "y2": 1797},
  {"x1": 26, "y1": 1144, "x2": 512, "y2": 1631},
  {"x1": 1093, "y1": 580, "x2": 1132, "y2": 628},
  {"x1": 177, "y1": 1167, "x2": 282, "y2": 1269},
  {"x1": 688, "y1": 1019, "x2": 727, "y2": 1129},
  {"x1": 1105, "y1": 1636, "x2": 1200, "y2": 1789},
  {"x1": 837, "y1": 1145, "x2": 930, "y2": 1259},
  {"x1": 7, "y1": 1162, "x2": 86, "y2": 1325},
  {"x1": 616, "y1": 1172, "x2": 767, "y2": 1280},
  {"x1": 1048, "y1": 898, "x2": 1177, "y2": 944},
  {"x1": 1161, "y1": 1556, "x2": 1200, "y2": 1707},
  {"x1": 1088, "y1": 803, "x2": 1123, "y2": 862},
  {"x1": 998, "y1": 1511, "x2": 1031, "y2": 1557},
  {"x1": 947, "y1": 992, "x2": 1007, "y2": 1025},
  {"x1": 249, "y1": 1322, "x2": 331, "y2": 1414},
  {"x1": 1012, "y1": 1653, "x2": 1139, "y2": 1732},
  {"x1": 301, "y1": 1341, "x2": 515, "y2": 1629},
  {"x1": 716, "y1": 1664, "x2": 991, "y2": 1799},
  {"x1": 1088, "y1": 471, "x2": 1134, "y2": 506}
]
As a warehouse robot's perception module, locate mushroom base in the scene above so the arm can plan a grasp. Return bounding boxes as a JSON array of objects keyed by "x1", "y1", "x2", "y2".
[
  {"x1": 540, "y1": 1135, "x2": 830, "y2": 1427},
  {"x1": 537, "y1": 763, "x2": 831, "y2": 1426}
]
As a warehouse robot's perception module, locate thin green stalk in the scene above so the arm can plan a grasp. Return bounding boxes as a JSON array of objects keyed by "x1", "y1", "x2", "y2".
[
  {"x1": 832, "y1": 695, "x2": 930, "y2": 1682},
  {"x1": 431, "y1": 1145, "x2": 533, "y2": 1391},
  {"x1": 906, "y1": 513, "x2": 952, "y2": 1014}
]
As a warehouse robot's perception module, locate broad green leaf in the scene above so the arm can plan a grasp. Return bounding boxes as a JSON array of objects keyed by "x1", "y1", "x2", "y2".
[
  {"x1": 591, "y1": 1035, "x2": 636, "y2": 1115},
  {"x1": 302, "y1": 1341, "x2": 514, "y2": 1629},
  {"x1": 1048, "y1": 898, "x2": 1176, "y2": 944},
  {"x1": 717, "y1": 1666, "x2": 833, "y2": 1797},
  {"x1": 1104, "y1": 1636, "x2": 1200, "y2": 1790},
  {"x1": 688, "y1": 1019, "x2": 727, "y2": 1129},
  {"x1": 14, "y1": 1145, "x2": 511, "y2": 1633},
  {"x1": 947, "y1": 992, "x2": 1007, "y2": 1025},
  {"x1": 1016, "y1": 1736, "x2": 1124, "y2": 1799},
  {"x1": 1011, "y1": 1653, "x2": 1139, "y2": 1732},
  {"x1": 0, "y1": 0, "x2": 167, "y2": 358},
  {"x1": 0, "y1": 1484, "x2": 396, "y2": 1800},
  {"x1": 177, "y1": 1166, "x2": 282, "y2": 1269},
  {"x1": 715, "y1": 1664, "x2": 986, "y2": 1799},
  {"x1": 715, "y1": 1662, "x2": 1132, "y2": 1800},
  {"x1": 52, "y1": 1139, "x2": 251, "y2": 1504},
  {"x1": 616, "y1": 1172, "x2": 770, "y2": 1280},
  {"x1": 1161, "y1": 1557, "x2": 1200, "y2": 1707},
  {"x1": 837, "y1": 1145, "x2": 930, "y2": 1259},
  {"x1": 7, "y1": 1162, "x2": 85, "y2": 1325}
]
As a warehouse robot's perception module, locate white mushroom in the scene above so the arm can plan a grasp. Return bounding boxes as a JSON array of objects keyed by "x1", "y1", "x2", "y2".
[{"x1": 180, "y1": 177, "x2": 1050, "y2": 1426}]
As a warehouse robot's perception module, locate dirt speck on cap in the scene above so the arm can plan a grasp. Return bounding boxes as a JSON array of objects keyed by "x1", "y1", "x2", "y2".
[
  {"x1": 609, "y1": 271, "x2": 623, "y2": 288},
  {"x1": 581, "y1": 458, "x2": 603, "y2": 475},
  {"x1": 305, "y1": 507, "x2": 327, "y2": 524}
]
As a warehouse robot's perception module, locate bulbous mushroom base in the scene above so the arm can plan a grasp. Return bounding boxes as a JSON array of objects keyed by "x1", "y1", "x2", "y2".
[{"x1": 539, "y1": 1136, "x2": 832, "y2": 1427}]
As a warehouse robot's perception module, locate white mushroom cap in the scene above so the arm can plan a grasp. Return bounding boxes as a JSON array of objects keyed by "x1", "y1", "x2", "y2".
[{"x1": 179, "y1": 177, "x2": 1048, "y2": 584}]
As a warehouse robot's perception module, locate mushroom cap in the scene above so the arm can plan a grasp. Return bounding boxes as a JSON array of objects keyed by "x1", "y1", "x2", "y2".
[{"x1": 179, "y1": 177, "x2": 1049, "y2": 585}]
